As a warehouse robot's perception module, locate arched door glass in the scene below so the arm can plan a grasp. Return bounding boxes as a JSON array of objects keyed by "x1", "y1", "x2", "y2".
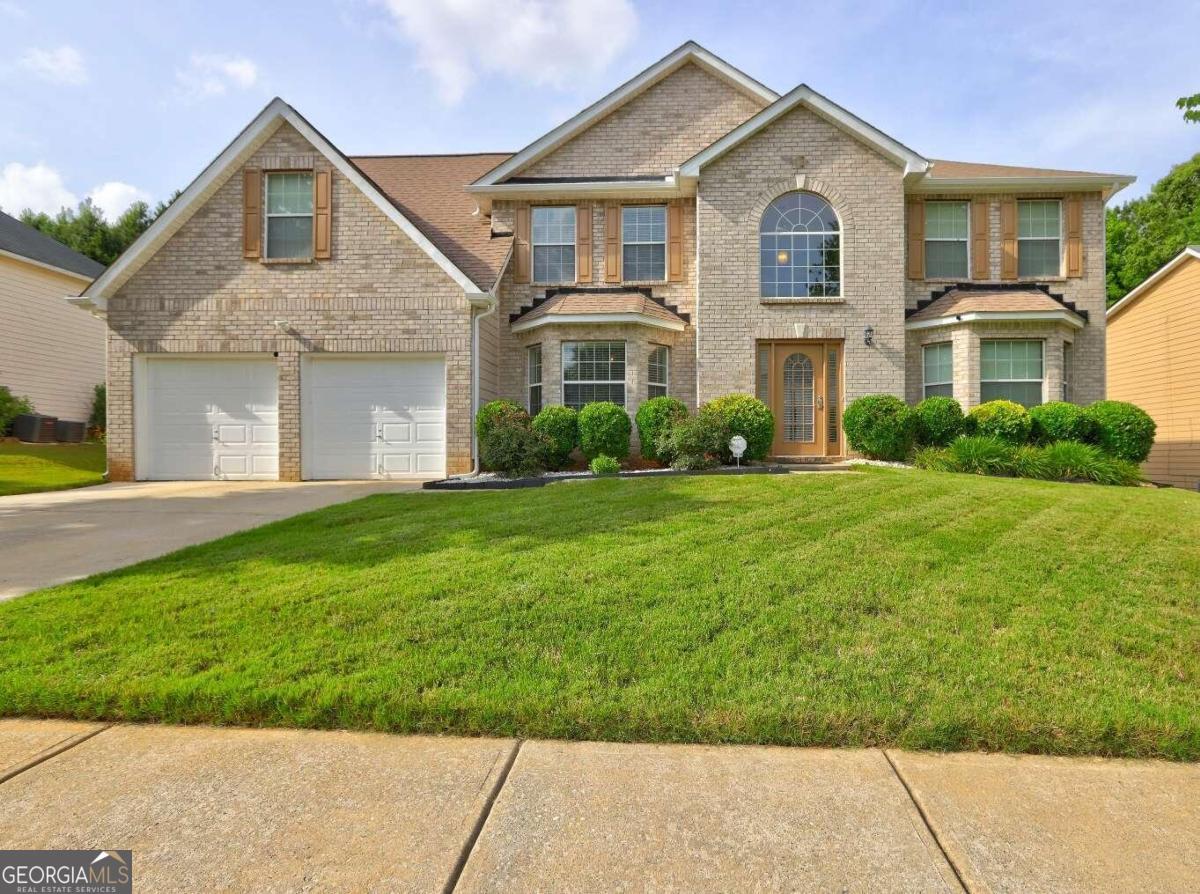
[{"x1": 783, "y1": 353, "x2": 814, "y2": 442}]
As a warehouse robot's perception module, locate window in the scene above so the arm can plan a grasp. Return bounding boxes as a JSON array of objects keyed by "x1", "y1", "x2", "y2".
[
  {"x1": 924, "y1": 202, "x2": 969, "y2": 279},
  {"x1": 827, "y1": 347, "x2": 839, "y2": 445},
  {"x1": 981, "y1": 340, "x2": 1044, "y2": 407},
  {"x1": 622, "y1": 206, "x2": 666, "y2": 280},
  {"x1": 923, "y1": 342, "x2": 953, "y2": 398},
  {"x1": 1018, "y1": 200, "x2": 1061, "y2": 278},
  {"x1": 527, "y1": 345, "x2": 542, "y2": 416},
  {"x1": 1062, "y1": 341, "x2": 1073, "y2": 402},
  {"x1": 265, "y1": 172, "x2": 314, "y2": 259},
  {"x1": 532, "y1": 206, "x2": 575, "y2": 283},
  {"x1": 563, "y1": 341, "x2": 625, "y2": 409},
  {"x1": 760, "y1": 192, "x2": 840, "y2": 298},
  {"x1": 648, "y1": 346, "x2": 669, "y2": 398}
]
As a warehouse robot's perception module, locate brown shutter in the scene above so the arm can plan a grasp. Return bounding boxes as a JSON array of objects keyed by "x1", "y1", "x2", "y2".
[
  {"x1": 905, "y1": 200, "x2": 924, "y2": 280},
  {"x1": 313, "y1": 170, "x2": 331, "y2": 260},
  {"x1": 971, "y1": 198, "x2": 989, "y2": 279},
  {"x1": 576, "y1": 204, "x2": 592, "y2": 283},
  {"x1": 1000, "y1": 198, "x2": 1018, "y2": 280},
  {"x1": 514, "y1": 206, "x2": 531, "y2": 283},
  {"x1": 604, "y1": 203, "x2": 621, "y2": 283},
  {"x1": 1065, "y1": 195, "x2": 1083, "y2": 277},
  {"x1": 242, "y1": 168, "x2": 262, "y2": 259},
  {"x1": 667, "y1": 200, "x2": 683, "y2": 282}
]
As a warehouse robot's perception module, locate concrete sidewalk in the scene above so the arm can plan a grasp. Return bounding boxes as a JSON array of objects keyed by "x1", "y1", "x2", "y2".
[{"x1": 1, "y1": 720, "x2": 1196, "y2": 892}]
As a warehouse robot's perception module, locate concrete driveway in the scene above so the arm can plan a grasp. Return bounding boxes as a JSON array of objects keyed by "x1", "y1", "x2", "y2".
[{"x1": 0, "y1": 480, "x2": 420, "y2": 598}]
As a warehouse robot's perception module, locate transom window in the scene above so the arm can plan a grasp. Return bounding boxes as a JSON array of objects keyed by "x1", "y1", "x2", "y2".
[
  {"x1": 562, "y1": 341, "x2": 625, "y2": 409},
  {"x1": 527, "y1": 345, "x2": 543, "y2": 416},
  {"x1": 622, "y1": 206, "x2": 666, "y2": 281},
  {"x1": 981, "y1": 340, "x2": 1044, "y2": 407},
  {"x1": 265, "y1": 172, "x2": 314, "y2": 259},
  {"x1": 923, "y1": 342, "x2": 954, "y2": 398},
  {"x1": 648, "y1": 345, "x2": 669, "y2": 399},
  {"x1": 532, "y1": 206, "x2": 576, "y2": 283},
  {"x1": 1018, "y1": 200, "x2": 1061, "y2": 278},
  {"x1": 924, "y1": 202, "x2": 969, "y2": 279},
  {"x1": 760, "y1": 192, "x2": 840, "y2": 298}
]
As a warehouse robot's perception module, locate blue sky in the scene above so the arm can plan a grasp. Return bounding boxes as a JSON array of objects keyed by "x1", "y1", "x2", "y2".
[{"x1": 1, "y1": 0, "x2": 1196, "y2": 219}]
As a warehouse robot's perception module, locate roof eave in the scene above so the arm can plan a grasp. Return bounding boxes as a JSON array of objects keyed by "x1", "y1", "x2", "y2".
[
  {"x1": 0, "y1": 247, "x2": 97, "y2": 283},
  {"x1": 910, "y1": 174, "x2": 1137, "y2": 200},
  {"x1": 511, "y1": 312, "x2": 686, "y2": 334},
  {"x1": 1107, "y1": 245, "x2": 1200, "y2": 319},
  {"x1": 905, "y1": 309, "x2": 1085, "y2": 331}
]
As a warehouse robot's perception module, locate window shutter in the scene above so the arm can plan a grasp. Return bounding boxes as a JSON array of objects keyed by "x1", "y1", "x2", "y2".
[
  {"x1": 604, "y1": 203, "x2": 621, "y2": 283},
  {"x1": 576, "y1": 204, "x2": 592, "y2": 283},
  {"x1": 514, "y1": 206, "x2": 531, "y2": 283},
  {"x1": 905, "y1": 200, "x2": 924, "y2": 280},
  {"x1": 313, "y1": 170, "x2": 332, "y2": 260},
  {"x1": 242, "y1": 168, "x2": 262, "y2": 259},
  {"x1": 1000, "y1": 198, "x2": 1018, "y2": 280},
  {"x1": 667, "y1": 200, "x2": 683, "y2": 282},
  {"x1": 971, "y1": 198, "x2": 989, "y2": 279},
  {"x1": 1065, "y1": 195, "x2": 1083, "y2": 277}
]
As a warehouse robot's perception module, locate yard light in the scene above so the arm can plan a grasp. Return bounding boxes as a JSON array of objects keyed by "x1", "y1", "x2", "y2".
[{"x1": 863, "y1": 325, "x2": 874, "y2": 346}]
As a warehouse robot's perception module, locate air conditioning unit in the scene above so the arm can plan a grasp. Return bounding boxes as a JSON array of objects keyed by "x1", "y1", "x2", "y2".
[{"x1": 13, "y1": 414, "x2": 57, "y2": 443}]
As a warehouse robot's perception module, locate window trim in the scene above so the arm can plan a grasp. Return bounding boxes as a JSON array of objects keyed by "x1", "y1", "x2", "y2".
[
  {"x1": 922, "y1": 341, "x2": 954, "y2": 399},
  {"x1": 647, "y1": 344, "x2": 669, "y2": 399},
  {"x1": 531, "y1": 205, "x2": 577, "y2": 285},
  {"x1": 923, "y1": 200, "x2": 970, "y2": 281},
  {"x1": 621, "y1": 204, "x2": 668, "y2": 283},
  {"x1": 561, "y1": 340, "x2": 626, "y2": 409},
  {"x1": 1017, "y1": 198, "x2": 1063, "y2": 279},
  {"x1": 527, "y1": 344, "x2": 543, "y2": 416},
  {"x1": 759, "y1": 191, "x2": 843, "y2": 300},
  {"x1": 264, "y1": 170, "x2": 315, "y2": 260},
  {"x1": 980, "y1": 338, "x2": 1045, "y2": 406}
]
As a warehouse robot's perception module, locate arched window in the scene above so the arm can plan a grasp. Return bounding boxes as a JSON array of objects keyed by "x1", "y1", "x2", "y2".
[{"x1": 760, "y1": 192, "x2": 841, "y2": 298}]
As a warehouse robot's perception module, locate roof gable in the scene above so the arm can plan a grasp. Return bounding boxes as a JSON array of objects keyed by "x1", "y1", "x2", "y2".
[
  {"x1": 1107, "y1": 246, "x2": 1200, "y2": 320},
  {"x1": 0, "y1": 211, "x2": 104, "y2": 280}
]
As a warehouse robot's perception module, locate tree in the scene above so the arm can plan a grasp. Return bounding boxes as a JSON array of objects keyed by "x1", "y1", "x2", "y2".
[
  {"x1": 17, "y1": 191, "x2": 179, "y2": 267},
  {"x1": 1178, "y1": 93, "x2": 1200, "y2": 123},
  {"x1": 1105, "y1": 153, "x2": 1200, "y2": 304}
]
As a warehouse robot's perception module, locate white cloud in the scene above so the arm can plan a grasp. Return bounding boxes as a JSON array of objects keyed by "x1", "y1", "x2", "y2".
[
  {"x1": 176, "y1": 53, "x2": 260, "y2": 100},
  {"x1": 88, "y1": 181, "x2": 153, "y2": 220},
  {"x1": 19, "y1": 45, "x2": 88, "y2": 86},
  {"x1": 0, "y1": 2, "x2": 28, "y2": 18},
  {"x1": 0, "y1": 162, "x2": 77, "y2": 216},
  {"x1": 380, "y1": 0, "x2": 637, "y2": 104}
]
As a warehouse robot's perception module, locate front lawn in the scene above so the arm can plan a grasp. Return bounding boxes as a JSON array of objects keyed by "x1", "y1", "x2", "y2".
[
  {"x1": 0, "y1": 470, "x2": 1197, "y2": 759},
  {"x1": 0, "y1": 441, "x2": 106, "y2": 496}
]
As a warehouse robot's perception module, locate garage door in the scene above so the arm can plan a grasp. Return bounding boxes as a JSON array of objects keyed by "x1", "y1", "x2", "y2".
[
  {"x1": 302, "y1": 355, "x2": 446, "y2": 479},
  {"x1": 139, "y1": 357, "x2": 279, "y2": 480}
]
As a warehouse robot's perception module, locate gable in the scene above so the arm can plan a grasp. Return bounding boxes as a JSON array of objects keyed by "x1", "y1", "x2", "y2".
[{"x1": 1108, "y1": 248, "x2": 1200, "y2": 323}]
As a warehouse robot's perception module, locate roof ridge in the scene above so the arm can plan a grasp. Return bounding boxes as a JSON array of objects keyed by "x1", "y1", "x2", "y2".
[{"x1": 351, "y1": 152, "x2": 514, "y2": 159}]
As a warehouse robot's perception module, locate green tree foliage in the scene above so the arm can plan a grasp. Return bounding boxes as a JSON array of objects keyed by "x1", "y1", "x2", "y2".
[
  {"x1": 17, "y1": 191, "x2": 180, "y2": 267},
  {"x1": 1178, "y1": 93, "x2": 1200, "y2": 124},
  {"x1": 1106, "y1": 153, "x2": 1200, "y2": 303}
]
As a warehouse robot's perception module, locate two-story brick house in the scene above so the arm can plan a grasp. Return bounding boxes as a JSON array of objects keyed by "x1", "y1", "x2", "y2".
[{"x1": 71, "y1": 42, "x2": 1133, "y2": 480}]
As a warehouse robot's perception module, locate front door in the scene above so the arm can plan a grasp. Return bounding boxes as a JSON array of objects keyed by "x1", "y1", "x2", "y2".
[{"x1": 760, "y1": 342, "x2": 840, "y2": 458}]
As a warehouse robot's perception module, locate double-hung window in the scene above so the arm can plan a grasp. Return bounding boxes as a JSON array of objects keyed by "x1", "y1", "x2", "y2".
[
  {"x1": 1017, "y1": 200, "x2": 1061, "y2": 278},
  {"x1": 923, "y1": 342, "x2": 953, "y2": 398},
  {"x1": 527, "y1": 345, "x2": 543, "y2": 416},
  {"x1": 532, "y1": 206, "x2": 575, "y2": 283},
  {"x1": 981, "y1": 340, "x2": 1044, "y2": 407},
  {"x1": 622, "y1": 206, "x2": 666, "y2": 280},
  {"x1": 648, "y1": 345, "x2": 669, "y2": 399},
  {"x1": 562, "y1": 341, "x2": 625, "y2": 409},
  {"x1": 265, "y1": 172, "x2": 314, "y2": 259},
  {"x1": 924, "y1": 202, "x2": 969, "y2": 279}
]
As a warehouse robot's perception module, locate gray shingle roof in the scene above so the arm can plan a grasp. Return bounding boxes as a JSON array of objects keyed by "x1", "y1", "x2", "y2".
[{"x1": 0, "y1": 211, "x2": 105, "y2": 279}]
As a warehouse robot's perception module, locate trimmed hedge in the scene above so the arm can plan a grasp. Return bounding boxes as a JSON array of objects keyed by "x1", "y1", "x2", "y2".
[
  {"x1": 699, "y1": 393, "x2": 774, "y2": 462},
  {"x1": 657, "y1": 412, "x2": 728, "y2": 471},
  {"x1": 913, "y1": 396, "x2": 964, "y2": 447},
  {"x1": 476, "y1": 400, "x2": 527, "y2": 443},
  {"x1": 968, "y1": 400, "x2": 1032, "y2": 445},
  {"x1": 1085, "y1": 400, "x2": 1156, "y2": 463},
  {"x1": 578, "y1": 401, "x2": 631, "y2": 460},
  {"x1": 1029, "y1": 401, "x2": 1095, "y2": 445},
  {"x1": 532, "y1": 405, "x2": 578, "y2": 470},
  {"x1": 843, "y1": 395, "x2": 915, "y2": 461},
  {"x1": 480, "y1": 415, "x2": 547, "y2": 478},
  {"x1": 635, "y1": 396, "x2": 687, "y2": 462},
  {"x1": 589, "y1": 454, "x2": 620, "y2": 475}
]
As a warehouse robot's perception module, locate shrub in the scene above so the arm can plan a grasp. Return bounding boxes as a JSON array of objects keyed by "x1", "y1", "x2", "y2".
[
  {"x1": 1011, "y1": 445, "x2": 1053, "y2": 480},
  {"x1": 944, "y1": 435, "x2": 1017, "y2": 476},
  {"x1": 589, "y1": 454, "x2": 620, "y2": 475},
  {"x1": 968, "y1": 400, "x2": 1032, "y2": 445},
  {"x1": 913, "y1": 396, "x2": 964, "y2": 447},
  {"x1": 531, "y1": 405, "x2": 578, "y2": 470},
  {"x1": 1042, "y1": 440, "x2": 1141, "y2": 486},
  {"x1": 635, "y1": 396, "x2": 687, "y2": 462},
  {"x1": 89, "y1": 384, "x2": 106, "y2": 433},
  {"x1": 699, "y1": 393, "x2": 774, "y2": 462},
  {"x1": 577, "y1": 401, "x2": 631, "y2": 460},
  {"x1": 1028, "y1": 401, "x2": 1095, "y2": 445},
  {"x1": 912, "y1": 446, "x2": 954, "y2": 473},
  {"x1": 476, "y1": 400, "x2": 528, "y2": 444},
  {"x1": 1085, "y1": 400, "x2": 1156, "y2": 463},
  {"x1": 0, "y1": 386, "x2": 33, "y2": 436},
  {"x1": 842, "y1": 395, "x2": 915, "y2": 461},
  {"x1": 657, "y1": 412, "x2": 728, "y2": 471},
  {"x1": 479, "y1": 416, "x2": 547, "y2": 478}
]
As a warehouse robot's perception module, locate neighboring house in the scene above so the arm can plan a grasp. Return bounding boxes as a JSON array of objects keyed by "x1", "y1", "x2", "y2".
[
  {"x1": 1107, "y1": 246, "x2": 1200, "y2": 490},
  {"x1": 70, "y1": 42, "x2": 1134, "y2": 481},
  {"x1": 0, "y1": 211, "x2": 105, "y2": 422}
]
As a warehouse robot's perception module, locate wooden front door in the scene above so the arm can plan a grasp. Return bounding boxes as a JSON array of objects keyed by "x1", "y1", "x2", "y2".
[{"x1": 759, "y1": 341, "x2": 841, "y2": 458}]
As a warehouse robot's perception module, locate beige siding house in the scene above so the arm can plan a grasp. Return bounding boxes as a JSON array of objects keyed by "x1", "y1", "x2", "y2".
[
  {"x1": 71, "y1": 42, "x2": 1134, "y2": 481},
  {"x1": 1107, "y1": 246, "x2": 1200, "y2": 489},
  {"x1": 0, "y1": 211, "x2": 105, "y2": 421}
]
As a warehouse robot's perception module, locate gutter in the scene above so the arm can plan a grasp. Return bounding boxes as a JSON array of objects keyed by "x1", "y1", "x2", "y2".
[{"x1": 468, "y1": 293, "x2": 498, "y2": 477}]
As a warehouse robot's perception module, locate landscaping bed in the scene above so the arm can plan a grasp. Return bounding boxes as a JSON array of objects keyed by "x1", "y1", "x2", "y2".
[{"x1": 425, "y1": 464, "x2": 791, "y2": 490}]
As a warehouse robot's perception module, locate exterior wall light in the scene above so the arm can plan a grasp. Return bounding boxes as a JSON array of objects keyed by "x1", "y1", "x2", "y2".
[{"x1": 863, "y1": 326, "x2": 874, "y2": 346}]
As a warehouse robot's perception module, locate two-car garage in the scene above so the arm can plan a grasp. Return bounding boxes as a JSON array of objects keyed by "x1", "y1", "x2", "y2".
[{"x1": 135, "y1": 355, "x2": 447, "y2": 481}]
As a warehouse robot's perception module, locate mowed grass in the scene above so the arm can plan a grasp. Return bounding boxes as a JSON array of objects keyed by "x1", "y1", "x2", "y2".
[
  {"x1": 0, "y1": 469, "x2": 1197, "y2": 759},
  {"x1": 0, "y1": 441, "x2": 106, "y2": 496}
]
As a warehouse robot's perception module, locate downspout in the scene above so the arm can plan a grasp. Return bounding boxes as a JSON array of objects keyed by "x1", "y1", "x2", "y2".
[{"x1": 467, "y1": 292, "x2": 499, "y2": 477}]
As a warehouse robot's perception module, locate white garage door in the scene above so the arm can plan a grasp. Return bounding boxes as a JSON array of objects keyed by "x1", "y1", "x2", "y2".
[
  {"x1": 139, "y1": 357, "x2": 279, "y2": 480},
  {"x1": 302, "y1": 355, "x2": 446, "y2": 479}
]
